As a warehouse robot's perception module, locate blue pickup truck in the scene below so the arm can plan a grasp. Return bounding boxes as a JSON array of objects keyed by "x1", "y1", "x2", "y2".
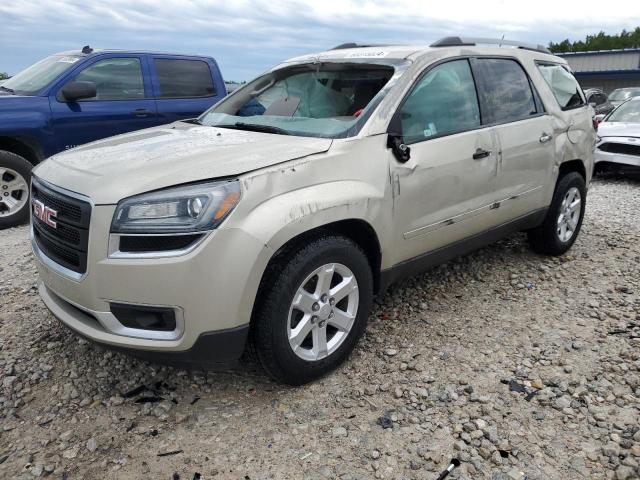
[{"x1": 0, "y1": 46, "x2": 226, "y2": 228}]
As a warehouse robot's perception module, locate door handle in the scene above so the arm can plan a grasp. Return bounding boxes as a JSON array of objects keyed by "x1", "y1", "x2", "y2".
[
  {"x1": 132, "y1": 108, "x2": 151, "y2": 117},
  {"x1": 472, "y1": 148, "x2": 491, "y2": 160},
  {"x1": 539, "y1": 133, "x2": 553, "y2": 143}
]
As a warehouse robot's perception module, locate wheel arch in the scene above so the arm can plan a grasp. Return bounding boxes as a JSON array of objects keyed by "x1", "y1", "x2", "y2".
[
  {"x1": 558, "y1": 158, "x2": 587, "y2": 181},
  {"x1": 245, "y1": 216, "x2": 383, "y2": 330},
  {"x1": 0, "y1": 136, "x2": 43, "y2": 165}
]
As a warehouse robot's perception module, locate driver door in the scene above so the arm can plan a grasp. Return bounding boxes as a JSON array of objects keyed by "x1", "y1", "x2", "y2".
[
  {"x1": 388, "y1": 59, "x2": 501, "y2": 265},
  {"x1": 49, "y1": 55, "x2": 159, "y2": 152}
]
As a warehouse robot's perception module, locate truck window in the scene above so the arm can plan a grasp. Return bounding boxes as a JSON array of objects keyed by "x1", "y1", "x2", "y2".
[
  {"x1": 74, "y1": 58, "x2": 145, "y2": 101},
  {"x1": 536, "y1": 63, "x2": 585, "y2": 110},
  {"x1": 154, "y1": 59, "x2": 216, "y2": 98}
]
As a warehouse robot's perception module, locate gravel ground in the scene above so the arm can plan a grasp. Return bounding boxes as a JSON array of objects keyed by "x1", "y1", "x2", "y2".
[{"x1": 1, "y1": 175, "x2": 639, "y2": 480}]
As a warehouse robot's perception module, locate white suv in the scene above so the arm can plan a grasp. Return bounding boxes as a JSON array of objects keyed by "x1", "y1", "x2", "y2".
[{"x1": 31, "y1": 37, "x2": 595, "y2": 384}]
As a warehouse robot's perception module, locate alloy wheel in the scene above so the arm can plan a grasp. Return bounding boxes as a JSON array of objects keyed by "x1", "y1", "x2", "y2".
[
  {"x1": 0, "y1": 168, "x2": 28, "y2": 217},
  {"x1": 556, "y1": 187, "x2": 581, "y2": 243},
  {"x1": 287, "y1": 263, "x2": 359, "y2": 361}
]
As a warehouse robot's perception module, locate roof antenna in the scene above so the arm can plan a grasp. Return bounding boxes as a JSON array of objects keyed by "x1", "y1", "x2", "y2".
[{"x1": 81, "y1": 45, "x2": 93, "y2": 54}]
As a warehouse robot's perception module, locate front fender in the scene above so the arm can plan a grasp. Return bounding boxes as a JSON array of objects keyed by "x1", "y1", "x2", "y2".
[{"x1": 241, "y1": 180, "x2": 383, "y2": 253}]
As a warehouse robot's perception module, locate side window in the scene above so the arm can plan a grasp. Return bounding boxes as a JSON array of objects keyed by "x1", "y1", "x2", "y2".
[
  {"x1": 536, "y1": 63, "x2": 585, "y2": 110},
  {"x1": 473, "y1": 58, "x2": 537, "y2": 124},
  {"x1": 154, "y1": 59, "x2": 215, "y2": 98},
  {"x1": 73, "y1": 58, "x2": 144, "y2": 100},
  {"x1": 399, "y1": 59, "x2": 480, "y2": 143},
  {"x1": 595, "y1": 93, "x2": 607, "y2": 105}
]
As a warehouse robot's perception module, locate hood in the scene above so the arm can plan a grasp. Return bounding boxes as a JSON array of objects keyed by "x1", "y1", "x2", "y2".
[
  {"x1": 598, "y1": 122, "x2": 640, "y2": 139},
  {"x1": 0, "y1": 94, "x2": 44, "y2": 108},
  {"x1": 34, "y1": 122, "x2": 333, "y2": 204}
]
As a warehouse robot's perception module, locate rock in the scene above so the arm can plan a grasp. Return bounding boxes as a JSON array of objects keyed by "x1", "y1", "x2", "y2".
[
  {"x1": 3, "y1": 376, "x2": 17, "y2": 388},
  {"x1": 603, "y1": 443, "x2": 621, "y2": 458},
  {"x1": 62, "y1": 446, "x2": 79, "y2": 459},
  {"x1": 332, "y1": 427, "x2": 348, "y2": 437},
  {"x1": 30, "y1": 464, "x2": 43, "y2": 477},
  {"x1": 384, "y1": 349, "x2": 398, "y2": 357},
  {"x1": 615, "y1": 466, "x2": 635, "y2": 480},
  {"x1": 86, "y1": 437, "x2": 98, "y2": 452},
  {"x1": 554, "y1": 395, "x2": 572, "y2": 409}
]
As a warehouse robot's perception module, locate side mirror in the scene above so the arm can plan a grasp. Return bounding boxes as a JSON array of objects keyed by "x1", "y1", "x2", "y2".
[
  {"x1": 588, "y1": 102, "x2": 597, "y2": 108},
  {"x1": 60, "y1": 81, "x2": 97, "y2": 102},
  {"x1": 387, "y1": 134, "x2": 411, "y2": 163}
]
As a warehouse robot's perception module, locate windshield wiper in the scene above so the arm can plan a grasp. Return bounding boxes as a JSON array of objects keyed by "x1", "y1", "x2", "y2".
[
  {"x1": 216, "y1": 122, "x2": 290, "y2": 135},
  {"x1": 0, "y1": 86, "x2": 15, "y2": 94}
]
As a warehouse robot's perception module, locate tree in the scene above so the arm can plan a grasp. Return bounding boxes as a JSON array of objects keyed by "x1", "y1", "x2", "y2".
[
  {"x1": 549, "y1": 27, "x2": 640, "y2": 53},
  {"x1": 0, "y1": 72, "x2": 9, "y2": 80}
]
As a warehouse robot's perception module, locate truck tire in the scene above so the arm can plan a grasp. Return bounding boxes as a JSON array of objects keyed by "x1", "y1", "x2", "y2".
[
  {"x1": 528, "y1": 171, "x2": 586, "y2": 256},
  {"x1": 0, "y1": 151, "x2": 32, "y2": 229},
  {"x1": 251, "y1": 234, "x2": 373, "y2": 385}
]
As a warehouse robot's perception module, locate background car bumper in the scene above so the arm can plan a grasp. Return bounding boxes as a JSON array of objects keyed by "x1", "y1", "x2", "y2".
[{"x1": 595, "y1": 149, "x2": 640, "y2": 167}]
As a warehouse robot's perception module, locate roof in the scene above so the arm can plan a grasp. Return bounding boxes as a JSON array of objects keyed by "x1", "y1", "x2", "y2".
[
  {"x1": 281, "y1": 40, "x2": 560, "y2": 66},
  {"x1": 557, "y1": 49, "x2": 640, "y2": 73},
  {"x1": 53, "y1": 49, "x2": 210, "y2": 58}
]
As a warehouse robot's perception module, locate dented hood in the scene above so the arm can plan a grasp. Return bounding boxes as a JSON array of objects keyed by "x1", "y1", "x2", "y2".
[{"x1": 34, "y1": 122, "x2": 332, "y2": 204}]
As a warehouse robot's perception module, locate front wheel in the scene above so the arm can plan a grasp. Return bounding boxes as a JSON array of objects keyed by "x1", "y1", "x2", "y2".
[
  {"x1": 0, "y1": 150, "x2": 32, "y2": 229},
  {"x1": 251, "y1": 234, "x2": 373, "y2": 385},
  {"x1": 528, "y1": 171, "x2": 586, "y2": 255}
]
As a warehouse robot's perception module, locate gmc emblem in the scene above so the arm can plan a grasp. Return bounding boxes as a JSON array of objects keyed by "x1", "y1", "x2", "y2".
[{"x1": 32, "y1": 199, "x2": 58, "y2": 228}]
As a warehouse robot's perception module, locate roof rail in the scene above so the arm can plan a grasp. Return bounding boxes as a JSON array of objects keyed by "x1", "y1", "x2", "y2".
[
  {"x1": 331, "y1": 42, "x2": 397, "y2": 50},
  {"x1": 430, "y1": 36, "x2": 551, "y2": 55}
]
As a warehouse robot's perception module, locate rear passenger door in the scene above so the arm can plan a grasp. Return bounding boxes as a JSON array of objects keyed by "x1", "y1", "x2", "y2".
[
  {"x1": 471, "y1": 57, "x2": 554, "y2": 222},
  {"x1": 150, "y1": 56, "x2": 224, "y2": 123}
]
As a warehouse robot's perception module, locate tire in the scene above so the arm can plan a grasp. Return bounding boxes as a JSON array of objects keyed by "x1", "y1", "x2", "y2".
[
  {"x1": 528, "y1": 171, "x2": 586, "y2": 256},
  {"x1": 0, "y1": 150, "x2": 32, "y2": 229},
  {"x1": 251, "y1": 234, "x2": 373, "y2": 385}
]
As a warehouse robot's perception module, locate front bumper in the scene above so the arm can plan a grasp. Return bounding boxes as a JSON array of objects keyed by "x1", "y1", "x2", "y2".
[
  {"x1": 595, "y1": 143, "x2": 640, "y2": 167},
  {"x1": 32, "y1": 203, "x2": 272, "y2": 365}
]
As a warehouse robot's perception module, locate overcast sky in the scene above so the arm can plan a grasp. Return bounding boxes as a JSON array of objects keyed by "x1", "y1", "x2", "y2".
[{"x1": 2, "y1": 0, "x2": 639, "y2": 81}]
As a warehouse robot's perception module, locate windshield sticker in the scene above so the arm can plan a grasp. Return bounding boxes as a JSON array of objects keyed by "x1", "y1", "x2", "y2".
[
  {"x1": 58, "y1": 57, "x2": 80, "y2": 64},
  {"x1": 345, "y1": 51, "x2": 389, "y2": 58}
]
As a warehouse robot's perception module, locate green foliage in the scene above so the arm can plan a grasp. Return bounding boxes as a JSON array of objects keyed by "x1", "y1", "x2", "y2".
[
  {"x1": 0, "y1": 72, "x2": 9, "y2": 80},
  {"x1": 549, "y1": 27, "x2": 640, "y2": 53}
]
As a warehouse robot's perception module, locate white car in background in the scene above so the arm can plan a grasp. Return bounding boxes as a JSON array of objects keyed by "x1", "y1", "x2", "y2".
[{"x1": 596, "y1": 97, "x2": 640, "y2": 169}]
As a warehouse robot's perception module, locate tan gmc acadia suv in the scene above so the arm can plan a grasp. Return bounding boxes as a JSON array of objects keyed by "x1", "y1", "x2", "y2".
[{"x1": 30, "y1": 37, "x2": 596, "y2": 385}]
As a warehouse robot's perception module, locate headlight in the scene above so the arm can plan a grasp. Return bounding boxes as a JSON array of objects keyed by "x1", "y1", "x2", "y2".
[{"x1": 111, "y1": 180, "x2": 241, "y2": 234}]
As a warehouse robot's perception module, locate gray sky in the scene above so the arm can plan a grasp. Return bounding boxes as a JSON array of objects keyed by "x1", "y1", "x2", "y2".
[{"x1": 2, "y1": 0, "x2": 639, "y2": 81}]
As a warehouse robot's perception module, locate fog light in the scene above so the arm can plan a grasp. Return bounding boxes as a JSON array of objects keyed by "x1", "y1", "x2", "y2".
[{"x1": 110, "y1": 303, "x2": 177, "y2": 332}]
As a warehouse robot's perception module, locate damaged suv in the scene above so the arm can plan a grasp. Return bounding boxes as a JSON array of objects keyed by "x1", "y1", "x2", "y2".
[{"x1": 31, "y1": 38, "x2": 595, "y2": 385}]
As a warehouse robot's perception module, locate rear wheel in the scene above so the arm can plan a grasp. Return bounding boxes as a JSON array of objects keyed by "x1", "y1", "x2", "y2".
[
  {"x1": 528, "y1": 171, "x2": 586, "y2": 255},
  {"x1": 0, "y1": 151, "x2": 32, "y2": 229},
  {"x1": 251, "y1": 234, "x2": 373, "y2": 385}
]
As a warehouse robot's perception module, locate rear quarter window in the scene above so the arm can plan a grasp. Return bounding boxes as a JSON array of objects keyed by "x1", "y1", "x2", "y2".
[
  {"x1": 154, "y1": 59, "x2": 216, "y2": 98},
  {"x1": 536, "y1": 63, "x2": 585, "y2": 110}
]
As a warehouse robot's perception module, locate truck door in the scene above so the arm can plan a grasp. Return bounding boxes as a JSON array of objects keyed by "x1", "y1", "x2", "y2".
[
  {"x1": 150, "y1": 56, "x2": 225, "y2": 123},
  {"x1": 49, "y1": 54, "x2": 159, "y2": 151}
]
